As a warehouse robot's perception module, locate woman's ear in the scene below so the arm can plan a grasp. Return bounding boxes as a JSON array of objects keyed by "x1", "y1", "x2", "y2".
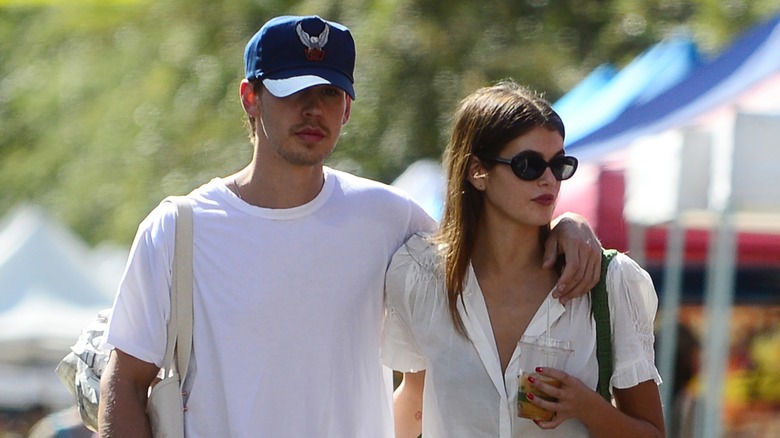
[
  {"x1": 467, "y1": 156, "x2": 488, "y2": 191},
  {"x1": 240, "y1": 80, "x2": 260, "y2": 118}
]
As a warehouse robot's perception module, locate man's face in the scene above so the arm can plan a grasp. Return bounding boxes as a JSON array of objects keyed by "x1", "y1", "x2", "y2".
[{"x1": 255, "y1": 84, "x2": 351, "y2": 167}]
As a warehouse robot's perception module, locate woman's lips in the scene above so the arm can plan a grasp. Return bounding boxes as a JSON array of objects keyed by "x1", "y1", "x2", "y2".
[{"x1": 532, "y1": 194, "x2": 556, "y2": 206}]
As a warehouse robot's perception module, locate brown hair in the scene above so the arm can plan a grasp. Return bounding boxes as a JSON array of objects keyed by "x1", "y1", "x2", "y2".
[{"x1": 434, "y1": 79, "x2": 565, "y2": 336}]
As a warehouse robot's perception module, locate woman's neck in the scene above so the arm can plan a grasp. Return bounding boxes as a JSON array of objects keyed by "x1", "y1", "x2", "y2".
[{"x1": 471, "y1": 218, "x2": 545, "y2": 274}]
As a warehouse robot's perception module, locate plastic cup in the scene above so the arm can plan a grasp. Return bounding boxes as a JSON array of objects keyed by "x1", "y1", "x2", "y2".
[{"x1": 516, "y1": 336, "x2": 573, "y2": 421}]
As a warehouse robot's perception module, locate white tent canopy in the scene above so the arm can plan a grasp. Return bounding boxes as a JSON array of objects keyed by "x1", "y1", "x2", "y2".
[{"x1": 0, "y1": 205, "x2": 126, "y2": 409}]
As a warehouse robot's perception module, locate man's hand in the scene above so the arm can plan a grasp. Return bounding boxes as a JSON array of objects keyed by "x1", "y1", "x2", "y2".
[{"x1": 544, "y1": 212, "x2": 601, "y2": 304}]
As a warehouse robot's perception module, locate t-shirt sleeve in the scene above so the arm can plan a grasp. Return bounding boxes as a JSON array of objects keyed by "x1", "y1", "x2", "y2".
[
  {"x1": 102, "y1": 201, "x2": 177, "y2": 367},
  {"x1": 382, "y1": 235, "x2": 435, "y2": 373},
  {"x1": 607, "y1": 253, "x2": 663, "y2": 389},
  {"x1": 408, "y1": 196, "x2": 438, "y2": 236}
]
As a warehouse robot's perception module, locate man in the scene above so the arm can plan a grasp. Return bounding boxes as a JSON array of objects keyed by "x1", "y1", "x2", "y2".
[{"x1": 98, "y1": 15, "x2": 601, "y2": 437}]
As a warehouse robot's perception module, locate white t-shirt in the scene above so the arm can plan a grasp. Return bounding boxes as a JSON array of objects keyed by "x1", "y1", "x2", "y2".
[
  {"x1": 105, "y1": 168, "x2": 435, "y2": 438},
  {"x1": 382, "y1": 234, "x2": 662, "y2": 438}
]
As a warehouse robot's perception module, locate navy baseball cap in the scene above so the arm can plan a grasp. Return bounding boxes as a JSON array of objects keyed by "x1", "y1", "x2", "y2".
[{"x1": 244, "y1": 15, "x2": 356, "y2": 100}]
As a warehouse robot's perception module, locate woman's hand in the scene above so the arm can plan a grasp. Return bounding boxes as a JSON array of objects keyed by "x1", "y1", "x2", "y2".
[
  {"x1": 523, "y1": 366, "x2": 607, "y2": 429},
  {"x1": 524, "y1": 367, "x2": 666, "y2": 438}
]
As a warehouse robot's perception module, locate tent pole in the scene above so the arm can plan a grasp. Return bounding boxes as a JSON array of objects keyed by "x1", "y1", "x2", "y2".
[
  {"x1": 627, "y1": 222, "x2": 646, "y2": 266},
  {"x1": 657, "y1": 218, "x2": 685, "y2": 430},
  {"x1": 697, "y1": 210, "x2": 737, "y2": 438}
]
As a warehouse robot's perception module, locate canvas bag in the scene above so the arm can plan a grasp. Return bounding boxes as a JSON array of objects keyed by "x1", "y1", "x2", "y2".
[{"x1": 56, "y1": 196, "x2": 193, "y2": 436}]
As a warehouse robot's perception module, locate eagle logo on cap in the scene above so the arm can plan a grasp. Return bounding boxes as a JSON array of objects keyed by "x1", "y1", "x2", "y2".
[{"x1": 296, "y1": 22, "x2": 329, "y2": 61}]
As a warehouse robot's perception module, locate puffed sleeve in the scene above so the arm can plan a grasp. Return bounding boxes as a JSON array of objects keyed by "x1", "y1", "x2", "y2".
[
  {"x1": 607, "y1": 253, "x2": 663, "y2": 389},
  {"x1": 382, "y1": 234, "x2": 440, "y2": 373}
]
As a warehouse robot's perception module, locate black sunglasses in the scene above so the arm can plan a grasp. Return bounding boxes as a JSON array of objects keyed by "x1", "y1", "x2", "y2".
[{"x1": 478, "y1": 150, "x2": 578, "y2": 181}]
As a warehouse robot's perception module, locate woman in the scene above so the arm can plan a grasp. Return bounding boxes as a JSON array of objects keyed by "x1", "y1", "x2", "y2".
[{"x1": 383, "y1": 80, "x2": 664, "y2": 437}]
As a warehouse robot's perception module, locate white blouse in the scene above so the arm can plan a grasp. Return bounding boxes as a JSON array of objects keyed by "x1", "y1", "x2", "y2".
[{"x1": 382, "y1": 234, "x2": 662, "y2": 438}]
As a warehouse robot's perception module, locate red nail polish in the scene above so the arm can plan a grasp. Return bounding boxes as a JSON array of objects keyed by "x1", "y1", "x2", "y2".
[
  {"x1": 536, "y1": 367, "x2": 544, "y2": 373},
  {"x1": 527, "y1": 375, "x2": 536, "y2": 383},
  {"x1": 527, "y1": 392, "x2": 535, "y2": 400}
]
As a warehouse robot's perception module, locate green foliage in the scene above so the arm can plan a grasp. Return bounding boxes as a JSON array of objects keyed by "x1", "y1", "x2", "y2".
[{"x1": 1, "y1": 0, "x2": 778, "y2": 245}]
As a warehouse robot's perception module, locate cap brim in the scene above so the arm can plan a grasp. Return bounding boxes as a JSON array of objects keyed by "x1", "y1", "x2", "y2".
[{"x1": 263, "y1": 74, "x2": 355, "y2": 100}]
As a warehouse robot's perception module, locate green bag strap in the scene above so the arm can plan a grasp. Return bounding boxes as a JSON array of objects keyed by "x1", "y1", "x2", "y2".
[{"x1": 593, "y1": 248, "x2": 619, "y2": 401}]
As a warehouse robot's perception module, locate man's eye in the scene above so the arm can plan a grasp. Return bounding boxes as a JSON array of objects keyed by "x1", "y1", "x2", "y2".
[{"x1": 323, "y1": 87, "x2": 342, "y2": 97}]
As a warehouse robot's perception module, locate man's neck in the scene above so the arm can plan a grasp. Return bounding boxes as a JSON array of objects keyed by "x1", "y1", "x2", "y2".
[{"x1": 231, "y1": 160, "x2": 326, "y2": 209}]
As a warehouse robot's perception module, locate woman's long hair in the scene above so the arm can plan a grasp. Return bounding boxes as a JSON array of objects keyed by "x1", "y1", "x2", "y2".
[{"x1": 434, "y1": 79, "x2": 565, "y2": 336}]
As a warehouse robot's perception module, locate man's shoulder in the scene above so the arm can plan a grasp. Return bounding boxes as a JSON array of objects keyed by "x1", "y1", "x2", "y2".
[
  {"x1": 187, "y1": 177, "x2": 225, "y2": 200},
  {"x1": 327, "y1": 168, "x2": 435, "y2": 229},
  {"x1": 137, "y1": 178, "x2": 224, "y2": 229},
  {"x1": 328, "y1": 167, "x2": 410, "y2": 199},
  {"x1": 329, "y1": 167, "x2": 387, "y2": 187}
]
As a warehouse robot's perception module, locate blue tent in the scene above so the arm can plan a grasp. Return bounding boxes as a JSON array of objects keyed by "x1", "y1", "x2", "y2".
[
  {"x1": 567, "y1": 12, "x2": 780, "y2": 162},
  {"x1": 553, "y1": 64, "x2": 616, "y2": 121},
  {"x1": 554, "y1": 36, "x2": 701, "y2": 145}
]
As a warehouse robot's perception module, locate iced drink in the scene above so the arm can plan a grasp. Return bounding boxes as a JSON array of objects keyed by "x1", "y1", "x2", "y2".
[
  {"x1": 516, "y1": 336, "x2": 572, "y2": 421},
  {"x1": 517, "y1": 372, "x2": 563, "y2": 421}
]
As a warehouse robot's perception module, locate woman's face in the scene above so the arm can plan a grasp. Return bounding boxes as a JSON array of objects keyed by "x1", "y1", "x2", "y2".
[{"x1": 474, "y1": 126, "x2": 566, "y2": 228}]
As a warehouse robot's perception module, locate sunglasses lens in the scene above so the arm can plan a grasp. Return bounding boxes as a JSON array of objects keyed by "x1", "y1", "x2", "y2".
[
  {"x1": 550, "y1": 156, "x2": 578, "y2": 181},
  {"x1": 511, "y1": 154, "x2": 547, "y2": 181},
  {"x1": 510, "y1": 153, "x2": 578, "y2": 181}
]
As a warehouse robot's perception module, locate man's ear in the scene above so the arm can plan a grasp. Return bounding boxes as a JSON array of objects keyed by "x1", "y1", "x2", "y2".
[
  {"x1": 467, "y1": 156, "x2": 488, "y2": 191},
  {"x1": 240, "y1": 80, "x2": 260, "y2": 118},
  {"x1": 342, "y1": 96, "x2": 352, "y2": 125}
]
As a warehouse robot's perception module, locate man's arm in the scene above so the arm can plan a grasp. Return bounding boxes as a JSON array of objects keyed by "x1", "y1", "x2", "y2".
[
  {"x1": 546, "y1": 212, "x2": 602, "y2": 304},
  {"x1": 99, "y1": 348, "x2": 160, "y2": 438}
]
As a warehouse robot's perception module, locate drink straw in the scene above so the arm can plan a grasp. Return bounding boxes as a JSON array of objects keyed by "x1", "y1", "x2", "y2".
[{"x1": 544, "y1": 286, "x2": 553, "y2": 366}]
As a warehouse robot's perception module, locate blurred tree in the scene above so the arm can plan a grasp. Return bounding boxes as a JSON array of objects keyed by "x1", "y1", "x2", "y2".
[
  {"x1": 1, "y1": 0, "x2": 778, "y2": 245},
  {"x1": 1, "y1": 0, "x2": 276, "y2": 243}
]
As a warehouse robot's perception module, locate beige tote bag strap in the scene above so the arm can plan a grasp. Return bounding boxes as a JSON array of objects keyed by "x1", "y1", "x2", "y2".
[{"x1": 163, "y1": 196, "x2": 194, "y2": 383}]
